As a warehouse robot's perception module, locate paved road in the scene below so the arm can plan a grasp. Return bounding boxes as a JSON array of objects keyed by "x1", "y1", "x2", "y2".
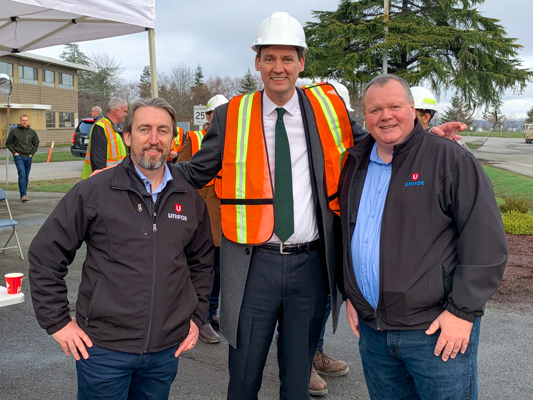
[{"x1": 0, "y1": 191, "x2": 531, "y2": 399}]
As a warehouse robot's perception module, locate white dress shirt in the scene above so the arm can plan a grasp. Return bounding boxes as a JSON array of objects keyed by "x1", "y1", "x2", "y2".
[{"x1": 263, "y1": 90, "x2": 319, "y2": 244}]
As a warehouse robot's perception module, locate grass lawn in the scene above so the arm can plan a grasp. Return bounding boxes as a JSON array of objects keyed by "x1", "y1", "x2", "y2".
[
  {"x1": 0, "y1": 152, "x2": 81, "y2": 163},
  {"x1": 464, "y1": 131, "x2": 525, "y2": 139},
  {"x1": 0, "y1": 177, "x2": 81, "y2": 193},
  {"x1": 483, "y1": 165, "x2": 533, "y2": 211}
]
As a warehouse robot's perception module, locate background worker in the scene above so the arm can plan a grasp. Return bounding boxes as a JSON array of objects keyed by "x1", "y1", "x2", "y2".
[
  {"x1": 178, "y1": 94, "x2": 229, "y2": 344},
  {"x1": 81, "y1": 97, "x2": 128, "y2": 179},
  {"x1": 411, "y1": 86, "x2": 438, "y2": 129},
  {"x1": 90, "y1": 106, "x2": 103, "y2": 121},
  {"x1": 29, "y1": 97, "x2": 214, "y2": 400},
  {"x1": 6, "y1": 114, "x2": 39, "y2": 202},
  {"x1": 167, "y1": 126, "x2": 186, "y2": 164}
]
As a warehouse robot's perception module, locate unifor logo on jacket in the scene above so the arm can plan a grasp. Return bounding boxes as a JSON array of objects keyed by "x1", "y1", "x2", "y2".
[{"x1": 219, "y1": 83, "x2": 354, "y2": 245}]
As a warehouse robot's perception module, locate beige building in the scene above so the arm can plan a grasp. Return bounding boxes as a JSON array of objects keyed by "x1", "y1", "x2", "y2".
[{"x1": 0, "y1": 53, "x2": 91, "y2": 146}]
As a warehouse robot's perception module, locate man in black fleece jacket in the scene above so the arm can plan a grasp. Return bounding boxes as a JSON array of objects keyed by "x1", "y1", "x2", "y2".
[{"x1": 338, "y1": 74, "x2": 507, "y2": 400}]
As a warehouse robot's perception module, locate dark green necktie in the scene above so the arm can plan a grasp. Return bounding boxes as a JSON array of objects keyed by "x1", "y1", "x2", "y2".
[{"x1": 274, "y1": 107, "x2": 294, "y2": 242}]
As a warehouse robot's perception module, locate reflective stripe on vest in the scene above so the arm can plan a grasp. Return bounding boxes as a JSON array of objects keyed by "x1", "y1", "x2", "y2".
[
  {"x1": 168, "y1": 127, "x2": 185, "y2": 161},
  {"x1": 302, "y1": 82, "x2": 354, "y2": 215},
  {"x1": 220, "y1": 92, "x2": 274, "y2": 244},
  {"x1": 187, "y1": 130, "x2": 216, "y2": 187},
  {"x1": 81, "y1": 117, "x2": 126, "y2": 180}
]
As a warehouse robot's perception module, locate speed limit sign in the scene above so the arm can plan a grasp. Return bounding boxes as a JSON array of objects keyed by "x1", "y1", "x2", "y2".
[{"x1": 194, "y1": 105, "x2": 207, "y2": 126}]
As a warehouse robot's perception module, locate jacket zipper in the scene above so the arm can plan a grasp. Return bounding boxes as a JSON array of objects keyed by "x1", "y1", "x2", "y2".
[
  {"x1": 143, "y1": 186, "x2": 186, "y2": 353},
  {"x1": 85, "y1": 278, "x2": 100, "y2": 327}
]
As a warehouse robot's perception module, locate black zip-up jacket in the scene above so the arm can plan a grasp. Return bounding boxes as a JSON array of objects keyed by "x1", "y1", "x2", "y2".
[
  {"x1": 6, "y1": 124, "x2": 39, "y2": 157},
  {"x1": 338, "y1": 121, "x2": 507, "y2": 330},
  {"x1": 29, "y1": 156, "x2": 214, "y2": 354}
]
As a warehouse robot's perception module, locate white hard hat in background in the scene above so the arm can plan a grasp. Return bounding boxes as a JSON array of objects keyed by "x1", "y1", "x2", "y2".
[
  {"x1": 330, "y1": 82, "x2": 354, "y2": 112},
  {"x1": 410, "y1": 87, "x2": 438, "y2": 111},
  {"x1": 252, "y1": 12, "x2": 308, "y2": 53},
  {"x1": 206, "y1": 94, "x2": 229, "y2": 112}
]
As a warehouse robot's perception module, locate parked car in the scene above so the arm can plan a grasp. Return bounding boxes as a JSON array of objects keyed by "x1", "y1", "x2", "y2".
[
  {"x1": 525, "y1": 124, "x2": 533, "y2": 144},
  {"x1": 70, "y1": 118, "x2": 95, "y2": 158}
]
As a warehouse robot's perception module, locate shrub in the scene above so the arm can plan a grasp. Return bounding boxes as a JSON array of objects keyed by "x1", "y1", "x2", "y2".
[
  {"x1": 499, "y1": 198, "x2": 530, "y2": 214},
  {"x1": 501, "y1": 211, "x2": 533, "y2": 235}
]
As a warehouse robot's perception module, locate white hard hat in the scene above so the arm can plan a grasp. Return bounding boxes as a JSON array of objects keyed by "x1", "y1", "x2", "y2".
[
  {"x1": 252, "y1": 12, "x2": 308, "y2": 53},
  {"x1": 330, "y1": 82, "x2": 354, "y2": 112},
  {"x1": 206, "y1": 94, "x2": 229, "y2": 112},
  {"x1": 410, "y1": 87, "x2": 438, "y2": 112}
]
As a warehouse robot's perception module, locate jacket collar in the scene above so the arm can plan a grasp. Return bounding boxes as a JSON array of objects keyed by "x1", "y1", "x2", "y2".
[{"x1": 110, "y1": 155, "x2": 188, "y2": 193}]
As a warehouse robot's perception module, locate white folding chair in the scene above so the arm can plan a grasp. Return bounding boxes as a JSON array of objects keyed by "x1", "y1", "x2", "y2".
[{"x1": 0, "y1": 188, "x2": 24, "y2": 259}]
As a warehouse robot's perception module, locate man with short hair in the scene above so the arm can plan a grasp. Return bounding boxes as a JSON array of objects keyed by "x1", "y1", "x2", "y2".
[
  {"x1": 176, "y1": 13, "x2": 465, "y2": 399},
  {"x1": 81, "y1": 97, "x2": 128, "y2": 179},
  {"x1": 338, "y1": 74, "x2": 508, "y2": 400},
  {"x1": 29, "y1": 97, "x2": 214, "y2": 400},
  {"x1": 90, "y1": 106, "x2": 103, "y2": 121},
  {"x1": 6, "y1": 114, "x2": 39, "y2": 202}
]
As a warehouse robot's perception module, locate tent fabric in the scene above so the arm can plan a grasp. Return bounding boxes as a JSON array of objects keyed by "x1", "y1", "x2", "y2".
[{"x1": 0, "y1": 0, "x2": 155, "y2": 55}]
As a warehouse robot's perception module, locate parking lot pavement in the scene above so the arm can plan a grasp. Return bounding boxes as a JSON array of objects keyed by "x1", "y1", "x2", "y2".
[{"x1": 0, "y1": 191, "x2": 532, "y2": 399}]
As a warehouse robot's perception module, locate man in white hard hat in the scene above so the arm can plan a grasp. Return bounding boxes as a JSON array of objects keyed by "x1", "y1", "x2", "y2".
[
  {"x1": 177, "y1": 94, "x2": 229, "y2": 345},
  {"x1": 175, "y1": 12, "x2": 466, "y2": 400},
  {"x1": 411, "y1": 87, "x2": 438, "y2": 129}
]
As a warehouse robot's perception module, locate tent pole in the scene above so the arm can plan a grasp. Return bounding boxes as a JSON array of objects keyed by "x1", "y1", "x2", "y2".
[{"x1": 148, "y1": 28, "x2": 158, "y2": 98}]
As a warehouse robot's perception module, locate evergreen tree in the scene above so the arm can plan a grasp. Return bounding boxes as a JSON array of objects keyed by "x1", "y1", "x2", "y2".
[
  {"x1": 194, "y1": 63, "x2": 204, "y2": 87},
  {"x1": 239, "y1": 68, "x2": 257, "y2": 94},
  {"x1": 139, "y1": 66, "x2": 151, "y2": 98},
  {"x1": 59, "y1": 44, "x2": 90, "y2": 66},
  {"x1": 441, "y1": 94, "x2": 475, "y2": 124},
  {"x1": 526, "y1": 106, "x2": 533, "y2": 124},
  {"x1": 303, "y1": 0, "x2": 532, "y2": 109}
]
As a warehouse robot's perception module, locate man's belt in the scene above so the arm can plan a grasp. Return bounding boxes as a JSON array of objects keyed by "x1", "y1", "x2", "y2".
[{"x1": 257, "y1": 240, "x2": 320, "y2": 255}]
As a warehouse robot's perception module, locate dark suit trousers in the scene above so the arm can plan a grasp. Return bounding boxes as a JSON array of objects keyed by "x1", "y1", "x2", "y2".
[{"x1": 227, "y1": 246, "x2": 328, "y2": 400}]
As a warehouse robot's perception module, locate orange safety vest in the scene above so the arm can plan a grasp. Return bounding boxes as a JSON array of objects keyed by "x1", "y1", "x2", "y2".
[
  {"x1": 168, "y1": 127, "x2": 186, "y2": 161},
  {"x1": 219, "y1": 85, "x2": 353, "y2": 244},
  {"x1": 188, "y1": 130, "x2": 216, "y2": 187},
  {"x1": 301, "y1": 82, "x2": 354, "y2": 214}
]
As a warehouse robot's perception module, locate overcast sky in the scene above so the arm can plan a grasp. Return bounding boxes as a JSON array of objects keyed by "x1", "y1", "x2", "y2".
[{"x1": 30, "y1": 0, "x2": 533, "y2": 118}]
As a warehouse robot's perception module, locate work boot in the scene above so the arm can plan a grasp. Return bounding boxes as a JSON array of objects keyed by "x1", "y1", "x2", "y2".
[
  {"x1": 20, "y1": 195, "x2": 29, "y2": 202},
  {"x1": 199, "y1": 323, "x2": 220, "y2": 344},
  {"x1": 309, "y1": 367, "x2": 328, "y2": 396},
  {"x1": 313, "y1": 350, "x2": 349, "y2": 376},
  {"x1": 210, "y1": 314, "x2": 220, "y2": 330}
]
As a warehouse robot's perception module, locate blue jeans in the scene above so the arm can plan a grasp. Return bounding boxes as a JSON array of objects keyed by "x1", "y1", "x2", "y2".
[
  {"x1": 76, "y1": 344, "x2": 180, "y2": 400},
  {"x1": 13, "y1": 155, "x2": 32, "y2": 198},
  {"x1": 358, "y1": 317, "x2": 481, "y2": 400}
]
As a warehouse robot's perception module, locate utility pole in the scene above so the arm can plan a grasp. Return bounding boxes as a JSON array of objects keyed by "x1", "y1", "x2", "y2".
[{"x1": 383, "y1": 0, "x2": 389, "y2": 74}]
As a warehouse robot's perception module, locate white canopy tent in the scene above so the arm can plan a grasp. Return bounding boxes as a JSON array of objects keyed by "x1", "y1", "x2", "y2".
[
  {"x1": 0, "y1": 0, "x2": 157, "y2": 183},
  {"x1": 0, "y1": 0, "x2": 157, "y2": 95}
]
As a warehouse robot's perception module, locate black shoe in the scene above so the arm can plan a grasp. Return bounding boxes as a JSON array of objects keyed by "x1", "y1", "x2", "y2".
[{"x1": 199, "y1": 323, "x2": 220, "y2": 344}]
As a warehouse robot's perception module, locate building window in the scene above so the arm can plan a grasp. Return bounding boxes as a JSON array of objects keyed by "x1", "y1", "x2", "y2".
[
  {"x1": 46, "y1": 111, "x2": 56, "y2": 128},
  {"x1": 0, "y1": 62, "x2": 13, "y2": 78},
  {"x1": 58, "y1": 73, "x2": 74, "y2": 90},
  {"x1": 59, "y1": 112, "x2": 74, "y2": 128},
  {"x1": 18, "y1": 65, "x2": 38, "y2": 85},
  {"x1": 42, "y1": 70, "x2": 55, "y2": 88}
]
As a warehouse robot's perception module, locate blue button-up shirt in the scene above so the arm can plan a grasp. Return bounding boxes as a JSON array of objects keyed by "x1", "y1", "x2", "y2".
[
  {"x1": 134, "y1": 164, "x2": 173, "y2": 203},
  {"x1": 350, "y1": 143, "x2": 392, "y2": 309}
]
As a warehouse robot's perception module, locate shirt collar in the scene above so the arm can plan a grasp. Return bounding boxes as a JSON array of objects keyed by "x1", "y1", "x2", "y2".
[
  {"x1": 263, "y1": 89, "x2": 299, "y2": 117},
  {"x1": 369, "y1": 142, "x2": 391, "y2": 166},
  {"x1": 134, "y1": 164, "x2": 173, "y2": 193}
]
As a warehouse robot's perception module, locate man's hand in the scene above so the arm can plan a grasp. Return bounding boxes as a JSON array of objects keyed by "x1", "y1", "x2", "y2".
[
  {"x1": 346, "y1": 300, "x2": 360, "y2": 338},
  {"x1": 14, "y1": 153, "x2": 19, "y2": 156},
  {"x1": 174, "y1": 320, "x2": 200, "y2": 358},
  {"x1": 430, "y1": 122, "x2": 467, "y2": 141},
  {"x1": 169, "y1": 150, "x2": 178, "y2": 160},
  {"x1": 426, "y1": 310, "x2": 473, "y2": 361},
  {"x1": 52, "y1": 319, "x2": 93, "y2": 361}
]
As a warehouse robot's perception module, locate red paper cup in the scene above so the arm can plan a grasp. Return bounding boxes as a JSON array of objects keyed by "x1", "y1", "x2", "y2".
[{"x1": 5, "y1": 273, "x2": 23, "y2": 294}]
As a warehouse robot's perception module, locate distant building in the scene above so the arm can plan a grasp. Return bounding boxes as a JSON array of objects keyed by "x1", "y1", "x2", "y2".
[{"x1": 0, "y1": 53, "x2": 91, "y2": 146}]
